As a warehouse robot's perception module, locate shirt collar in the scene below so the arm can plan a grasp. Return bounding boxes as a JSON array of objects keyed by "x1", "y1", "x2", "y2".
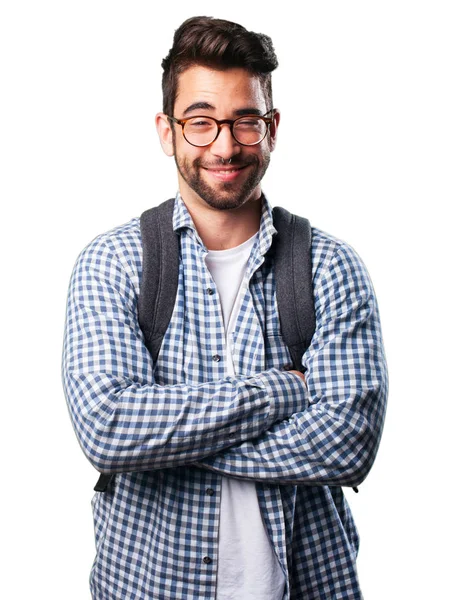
[
  {"x1": 172, "y1": 190, "x2": 277, "y2": 257},
  {"x1": 173, "y1": 191, "x2": 196, "y2": 233}
]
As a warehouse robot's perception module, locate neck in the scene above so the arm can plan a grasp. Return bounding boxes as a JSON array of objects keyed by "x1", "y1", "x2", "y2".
[{"x1": 180, "y1": 193, "x2": 262, "y2": 251}]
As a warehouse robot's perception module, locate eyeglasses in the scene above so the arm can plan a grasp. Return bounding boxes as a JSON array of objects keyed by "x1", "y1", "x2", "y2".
[{"x1": 166, "y1": 110, "x2": 276, "y2": 147}]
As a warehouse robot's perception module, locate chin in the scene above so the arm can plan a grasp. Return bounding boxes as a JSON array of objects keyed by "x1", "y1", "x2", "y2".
[{"x1": 200, "y1": 193, "x2": 251, "y2": 211}]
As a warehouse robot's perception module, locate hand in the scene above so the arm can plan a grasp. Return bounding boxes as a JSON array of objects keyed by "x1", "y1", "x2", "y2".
[{"x1": 289, "y1": 370, "x2": 306, "y2": 384}]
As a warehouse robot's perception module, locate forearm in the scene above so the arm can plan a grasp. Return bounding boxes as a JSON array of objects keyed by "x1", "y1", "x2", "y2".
[
  {"x1": 195, "y1": 374, "x2": 387, "y2": 488},
  {"x1": 63, "y1": 365, "x2": 306, "y2": 474}
]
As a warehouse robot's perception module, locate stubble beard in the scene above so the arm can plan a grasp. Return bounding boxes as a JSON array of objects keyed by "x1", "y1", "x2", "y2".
[{"x1": 173, "y1": 137, "x2": 271, "y2": 211}]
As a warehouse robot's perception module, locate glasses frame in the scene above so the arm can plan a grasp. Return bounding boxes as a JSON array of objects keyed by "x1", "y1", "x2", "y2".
[{"x1": 166, "y1": 109, "x2": 277, "y2": 147}]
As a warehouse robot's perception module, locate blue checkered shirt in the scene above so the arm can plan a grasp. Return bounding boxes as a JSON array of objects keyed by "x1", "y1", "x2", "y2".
[{"x1": 62, "y1": 191, "x2": 388, "y2": 599}]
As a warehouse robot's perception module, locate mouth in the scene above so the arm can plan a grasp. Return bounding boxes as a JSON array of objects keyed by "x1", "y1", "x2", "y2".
[{"x1": 203, "y1": 165, "x2": 249, "y2": 182}]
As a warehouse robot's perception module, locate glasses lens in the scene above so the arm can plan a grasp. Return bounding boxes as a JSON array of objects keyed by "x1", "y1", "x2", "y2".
[
  {"x1": 233, "y1": 116, "x2": 267, "y2": 145},
  {"x1": 184, "y1": 117, "x2": 218, "y2": 146},
  {"x1": 183, "y1": 116, "x2": 269, "y2": 146}
]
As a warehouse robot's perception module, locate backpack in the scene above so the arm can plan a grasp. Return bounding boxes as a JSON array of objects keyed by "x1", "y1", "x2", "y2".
[{"x1": 94, "y1": 197, "x2": 315, "y2": 493}]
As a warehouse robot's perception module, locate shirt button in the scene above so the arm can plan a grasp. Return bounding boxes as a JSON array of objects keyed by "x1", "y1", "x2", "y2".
[
  {"x1": 206, "y1": 288, "x2": 214, "y2": 295},
  {"x1": 203, "y1": 556, "x2": 212, "y2": 564},
  {"x1": 206, "y1": 488, "x2": 215, "y2": 496},
  {"x1": 212, "y1": 354, "x2": 221, "y2": 362}
]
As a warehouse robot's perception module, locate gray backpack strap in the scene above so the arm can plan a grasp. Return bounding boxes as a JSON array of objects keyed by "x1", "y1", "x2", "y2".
[
  {"x1": 138, "y1": 198, "x2": 180, "y2": 362},
  {"x1": 272, "y1": 206, "x2": 315, "y2": 374},
  {"x1": 94, "y1": 198, "x2": 179, "y2": 493}
]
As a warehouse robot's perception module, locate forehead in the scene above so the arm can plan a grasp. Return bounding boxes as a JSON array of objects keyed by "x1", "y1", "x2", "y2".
[{"x1": 174, "y1": 65, "x2": 267, "y2": 116}]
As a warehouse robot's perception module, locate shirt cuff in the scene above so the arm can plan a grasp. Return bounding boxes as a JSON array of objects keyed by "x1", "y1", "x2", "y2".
[{"x1": 252, "y1": 368, "x2": 309, "y2": 424}]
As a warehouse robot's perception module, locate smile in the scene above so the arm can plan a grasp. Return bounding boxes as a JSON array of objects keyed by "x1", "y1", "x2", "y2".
[{"x1": 203, "y1": 165, "x2": 248, "y2": 182}]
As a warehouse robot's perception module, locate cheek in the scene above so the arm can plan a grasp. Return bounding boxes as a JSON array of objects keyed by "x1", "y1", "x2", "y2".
[
  {"x1": 190, "y1": 149, "x2": 211, "y2": 168},
  {"x1": 177, "y1": 151, "x2": 206, "y2": 175},
  {"x1": 250, "y1": 147, "x2": 269, "y2": 165}
]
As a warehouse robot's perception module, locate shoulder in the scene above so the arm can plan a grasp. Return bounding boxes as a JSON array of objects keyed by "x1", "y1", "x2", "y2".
[
  {"x1": 72, "y1": 217, "x2": 142, "y2": 288},
  {"x1": 311, "y1": 226, "x2": 374, "y2": 299},
  {"x1": 79, "y1": 217, "x2": 141, "y2": 259}
]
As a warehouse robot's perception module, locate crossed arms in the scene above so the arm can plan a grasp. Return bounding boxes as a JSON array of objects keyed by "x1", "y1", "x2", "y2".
[{"x1": 62, "y1": 231, "x2": 388, "y2": 489}]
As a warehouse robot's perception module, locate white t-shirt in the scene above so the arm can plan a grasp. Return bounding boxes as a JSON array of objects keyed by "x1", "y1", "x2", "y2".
[{"x1": 205, "y1": 233, "x2": 286, "y2": 600}]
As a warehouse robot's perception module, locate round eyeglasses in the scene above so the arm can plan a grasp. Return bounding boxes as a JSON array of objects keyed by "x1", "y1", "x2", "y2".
[{"x1": 166, "y1": 110, "x2": 276, "y2": 147}]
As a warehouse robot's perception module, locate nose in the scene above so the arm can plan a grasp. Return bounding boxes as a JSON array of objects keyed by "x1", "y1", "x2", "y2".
[{"x1": 209, "y1": 123, "x2": 241, "y2": 162}]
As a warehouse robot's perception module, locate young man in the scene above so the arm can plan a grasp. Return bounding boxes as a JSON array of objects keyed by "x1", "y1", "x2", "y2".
[{"x1": 62, "y1": 16, "x2": 388, "y2": 600}]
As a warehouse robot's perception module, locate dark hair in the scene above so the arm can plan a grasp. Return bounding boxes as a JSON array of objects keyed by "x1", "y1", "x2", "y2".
[{"x1": 161, "y1": 16, "x2": 279, "y2": 117}]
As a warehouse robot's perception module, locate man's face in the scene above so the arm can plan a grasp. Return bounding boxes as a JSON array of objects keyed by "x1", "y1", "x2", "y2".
[{"x1": 161, "y1": 65, "x2": 279, "y2": 211}]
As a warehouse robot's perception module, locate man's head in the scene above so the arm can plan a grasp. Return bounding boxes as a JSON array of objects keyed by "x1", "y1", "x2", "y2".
[
  {"x1": 160, "y1": 16, "x2": 278, "y2": 118},
  {"x1": 156, "y1": 16, "x2": 280, "y2": 211}
]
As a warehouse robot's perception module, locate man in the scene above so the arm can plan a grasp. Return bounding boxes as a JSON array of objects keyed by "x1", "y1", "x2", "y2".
[{"x1": 62, "y1": 16, "x2": 388, "y2": 600}]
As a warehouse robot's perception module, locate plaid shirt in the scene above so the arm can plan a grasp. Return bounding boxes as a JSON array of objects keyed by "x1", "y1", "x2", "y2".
[{"x1": 62, "y1": 191, "x2": 388, "y2": 600}]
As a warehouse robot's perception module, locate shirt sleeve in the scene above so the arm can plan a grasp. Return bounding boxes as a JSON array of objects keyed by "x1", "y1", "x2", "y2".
[
  {"x1": 195, "y1": 242, "x2": 389, "y2": 488},
  {"x1": 62, "y1": 233, "x2": 308, "y2": 474}
]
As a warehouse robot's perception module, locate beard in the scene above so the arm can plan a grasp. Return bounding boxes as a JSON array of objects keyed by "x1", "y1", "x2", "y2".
[{"x1": 173, "y1": 137, "x2": 271, "y2": 211}]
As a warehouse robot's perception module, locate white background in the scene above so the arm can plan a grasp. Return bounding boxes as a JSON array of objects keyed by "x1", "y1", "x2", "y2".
[{"x1": 1, "y1": 1, "x2": 449, "y2": 598}]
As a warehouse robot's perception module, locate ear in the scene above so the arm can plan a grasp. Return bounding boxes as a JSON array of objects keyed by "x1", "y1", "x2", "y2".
[
  {"x1": 155, "y1": 112, "x2": 174, "y2": 157},
  {"x1": 268, "y1": 109, "x2": 280, "y2": 152}
]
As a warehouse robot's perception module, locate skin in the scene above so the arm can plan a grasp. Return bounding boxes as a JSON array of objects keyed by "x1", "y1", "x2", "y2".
[
  {"x1": 155, "y1": 65, "x2": 305, "y2": 385},
  {"x1": 155, "y1": 65, "x2": 280, "y2": 250},
  {"x1": 290, "y1": 370, "x2": 306, "y2": 383}
]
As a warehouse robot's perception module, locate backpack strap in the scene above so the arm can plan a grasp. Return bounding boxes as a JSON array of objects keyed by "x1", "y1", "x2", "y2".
[
  {"x1": 94, "y1": 198, "x2": 180, "y2": 493},
  {"x1": 271, "y1": 206, "x2": 315, "y2": 374},
  {"x1": 270, "y1": 210, "x2": 359, "y2": 493},
  {"x1": 138, "y1": 198, "x2": 180, "y2": 362}
]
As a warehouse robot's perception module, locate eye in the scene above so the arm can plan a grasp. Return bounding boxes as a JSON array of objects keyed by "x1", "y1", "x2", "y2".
[
  {"x1": 188, "y1": 118, "x2": 214, "y2": 129},
  {"x1": 235, "y1": 117, "x2": 263, "y2": 128}
]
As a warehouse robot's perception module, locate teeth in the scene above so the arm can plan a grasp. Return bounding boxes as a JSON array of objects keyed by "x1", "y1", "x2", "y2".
[{"x1": 214, "y1": 169, "x2": 239, "y2": 173}]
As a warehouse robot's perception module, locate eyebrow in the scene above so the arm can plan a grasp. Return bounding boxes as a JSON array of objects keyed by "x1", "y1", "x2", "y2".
[{"x1": 181, "y1": 102, "x2": 264, "y2": 117}]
